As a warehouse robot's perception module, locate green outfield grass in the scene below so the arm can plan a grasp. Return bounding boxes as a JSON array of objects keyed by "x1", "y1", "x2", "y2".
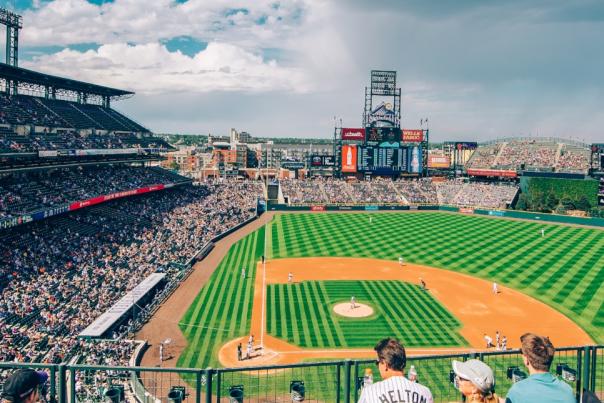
[
  {"x1": 269, "y1": 212, "x2": 604, "y2": 342},
  {"x1": 267, "y1": 280, "x2": 467, "y2": 348},
  {"x1": 178, "y1": 212, "x2": 604, "y2": 372}
]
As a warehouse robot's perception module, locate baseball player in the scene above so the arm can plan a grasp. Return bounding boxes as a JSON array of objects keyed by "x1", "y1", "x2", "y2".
[
  {"x1": 288, "y1": 272, "x2": 293, "y2": 283},
  {"x1": 541, "y1": 228, "x2": 545, "y2": 237},
  {"x1": 246, "y1": 341, "x2": 253, "y2": 359},
  {"x1": 241, "y1": 268, "x2": 245, "y2": 278},
  {"x1": 359, "y1": 338, "x2": 434, "y2": 403},
  {"x1": 492, "y1": 282, "x2": 498, "y2": 295},
  {"x1": 350, "y1": 296, "x2": 356, "y2": 309},
  {"x1": 369, "y1": 216, "x2": 373, "y2": 224},
  {"x1": 237, "y1": 343, "x2": 242, "y2": 361},
  {"x1": 398, "y1": 256, "x2": 404, "y2": 266},
  {"x1": 501, "y1": 335, "x2": 507, "y2": 351},
  {"x1": 484, "y1": 333, "x2": 493, "y2": 349},
  {"x1": 495, "y1": 331, "x2": 501, "y2": 350},
  {"x1": 159, "y1": 343, "x2": 164, "y2": 364},
  {"x1": 419, "y1": 278, "x2": 426, "y2": 291}
]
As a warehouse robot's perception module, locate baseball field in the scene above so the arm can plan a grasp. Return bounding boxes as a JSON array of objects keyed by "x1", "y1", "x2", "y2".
[{"x1": 164, "y1": 211, "x2": 603, "y2": 371}]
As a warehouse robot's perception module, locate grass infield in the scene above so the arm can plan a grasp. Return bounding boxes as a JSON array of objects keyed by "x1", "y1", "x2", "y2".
[
  {"x1": 267, "y1": 280, "x2": 467, "y2": 348},
  {"x1": 178, "y1": 212, "x2": 604, "y2": 370}
]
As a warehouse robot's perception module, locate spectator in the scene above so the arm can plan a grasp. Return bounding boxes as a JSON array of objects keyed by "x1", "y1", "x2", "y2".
[
  {"x1": 504, "y1": 333, "x2": 575, "y2": 403},
  {"x1": 451, "y1": 359, "x2": 499, "y2": 403},
  {"x1": 1, "y1": 368, "x2": 48, "y2": 403},
  {"x1": 358, "y1": 337, "x2": 433, "y2": 403}
]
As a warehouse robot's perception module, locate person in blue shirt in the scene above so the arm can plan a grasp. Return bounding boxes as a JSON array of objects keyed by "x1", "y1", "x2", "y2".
[{"x1": 505, "y1": 333, "x2": 576, "y2": 403}]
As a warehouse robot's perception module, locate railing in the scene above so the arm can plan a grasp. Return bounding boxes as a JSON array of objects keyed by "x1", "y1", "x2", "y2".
[{"x1": 1, "y1": 345, "x2": 602, "y2": 403}]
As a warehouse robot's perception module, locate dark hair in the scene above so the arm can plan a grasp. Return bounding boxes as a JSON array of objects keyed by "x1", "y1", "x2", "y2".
[
  {"x1": 520, "y1": 333, "x2": 555, "y2": 371},
  {"x1": 374, "y1": 338, "x2": 407, "y2": 371}
]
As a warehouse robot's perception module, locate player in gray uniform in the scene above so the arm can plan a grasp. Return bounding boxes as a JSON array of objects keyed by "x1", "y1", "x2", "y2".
[{"x1": 359, "y1": 338, "x2": 433, "y2": 403}]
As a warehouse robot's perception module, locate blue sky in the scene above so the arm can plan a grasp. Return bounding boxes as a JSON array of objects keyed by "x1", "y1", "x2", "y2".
[{"x1": 1, "y1": 0, "x2": 604, "y2": 143}]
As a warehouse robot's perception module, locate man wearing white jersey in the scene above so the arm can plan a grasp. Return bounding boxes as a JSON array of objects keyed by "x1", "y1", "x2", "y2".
[{"x1": 359, "y1": 338, "x2": 433, "y2": 403}]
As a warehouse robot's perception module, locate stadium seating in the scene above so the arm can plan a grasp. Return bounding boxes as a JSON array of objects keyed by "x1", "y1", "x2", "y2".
[
  {"x1": 466, "y1": 138, "x2": 591, "y2": 173},
  {"x1": 0, "y1": 180, "x2": 263, "y2": 366},
  {"x1": 281, "y1": 178, "x2": 517, "y2": 209},
  {"x1": 0, "y1": 166, "x2": 190, "y2": 218},
  {"x1": 0, "y1": 93, "x2": 150, "y2": 133}
]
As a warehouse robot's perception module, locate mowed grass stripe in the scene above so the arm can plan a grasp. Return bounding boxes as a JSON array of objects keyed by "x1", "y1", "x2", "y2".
[
  {"x1": 272, "y1": 213, "x2": 603, "y2": 342},
  {"x1": 179, "y1": 228, "x2": 264, "y2": 369}
]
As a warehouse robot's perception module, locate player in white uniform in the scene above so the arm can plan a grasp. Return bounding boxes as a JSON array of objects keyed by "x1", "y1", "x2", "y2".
[
  {"x1": 350, "y1": 296, "x2": 356, "y2": 309},
  {"x1": 398, "y1": 256, "x2": 404, "y2": 266},
  {"x1": 359, "y1": 338, "x2": 433, "y2": 403},
  {"x1": 241, "y1": 268, "x2": 245, "y2": 278},
  {"x1": 541, "y1": 228, "x2": 545, "y2": 237},
  {"x1": 288, "y1": 272, "x2": 293, "y2": 283},
  {"x1": 492, "y1": 282, "x2": 498, "y2": 295}
]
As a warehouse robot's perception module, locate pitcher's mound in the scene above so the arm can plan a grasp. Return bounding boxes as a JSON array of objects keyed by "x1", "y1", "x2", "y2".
[{"x1": 334, "y1": 302, "x2": 374, "y2": 318}]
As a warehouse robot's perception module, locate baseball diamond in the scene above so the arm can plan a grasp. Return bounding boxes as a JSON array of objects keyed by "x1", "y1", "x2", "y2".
[{"x1": 160, "y1": 211, "x2": 604, "y2": 373}]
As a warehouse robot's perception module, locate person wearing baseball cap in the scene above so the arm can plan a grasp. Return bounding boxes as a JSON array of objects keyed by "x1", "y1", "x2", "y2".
[
  {"x1": 1, "y1": 369, "x2": 48, "y2": 403},
  {"x1": 452, "y1": 359, "x2": 499, "y2": 403}
]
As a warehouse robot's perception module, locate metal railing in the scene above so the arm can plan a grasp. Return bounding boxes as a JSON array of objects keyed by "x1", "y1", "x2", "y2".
[{"x1": 1, "y1": 345, "x2": 602, "y2": 402}]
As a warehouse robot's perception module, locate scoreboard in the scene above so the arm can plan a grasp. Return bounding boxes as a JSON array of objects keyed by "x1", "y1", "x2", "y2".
[
  {"x1": 356, "y1": 146, "x2": 422, "y2": 174},
  {"x1": 365, "y1": 127, "x2": 401, "y2": 146}
]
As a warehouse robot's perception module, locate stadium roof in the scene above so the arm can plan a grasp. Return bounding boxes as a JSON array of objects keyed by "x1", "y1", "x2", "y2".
[{"x1": 0, "y1": 63, "x2": 133, "y2": 97}]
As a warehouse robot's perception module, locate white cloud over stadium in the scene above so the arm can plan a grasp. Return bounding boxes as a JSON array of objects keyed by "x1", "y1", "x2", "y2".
[{"x1": 8, "y1": 0, "x2": 604, "y2": 140}]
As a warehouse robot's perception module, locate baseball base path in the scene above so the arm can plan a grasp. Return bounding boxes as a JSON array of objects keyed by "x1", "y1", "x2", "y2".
[{"x1": 137, "y1": 212, "x2": 593, "y2": 370}]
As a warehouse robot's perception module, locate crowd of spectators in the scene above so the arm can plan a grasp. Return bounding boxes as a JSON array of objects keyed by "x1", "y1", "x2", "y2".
[
  {"x1": 0, "y1": 179, "x2": 263, "y2": 368},
  {"x1": 281, "y1": 178, "x2": 518, "y2": 209},
  {"x1": 437, "y1": 181, "x2": 518, "y2": 209},
  {"x1": 496, "y1": 140, "x2": 558, "y2": 170},
  {"x1": 557, "y1": 145, "x2": 591, "y2": 173},
  {"x1": 0, "y1": 129, "x2": 172, "y2": 153},
  {"x1": 467, "y1": 139, "x2": 591, "y2": 173},
  {"x1": 0, "y1": 165, "x2": 187, "y2": 218}
]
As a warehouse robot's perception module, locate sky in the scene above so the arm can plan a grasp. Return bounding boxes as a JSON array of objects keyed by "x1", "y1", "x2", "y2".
[{"x1": 1, "y1": 0, "x2": 604, "y2": 143}]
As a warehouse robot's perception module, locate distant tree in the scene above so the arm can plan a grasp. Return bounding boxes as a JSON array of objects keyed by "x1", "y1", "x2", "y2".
[
  {"x1": 576, "y1": 195, "x2": 592, "y2": 211},
  {"x1": 515, "y1": 193, "x2": 528, "y2": 210}
]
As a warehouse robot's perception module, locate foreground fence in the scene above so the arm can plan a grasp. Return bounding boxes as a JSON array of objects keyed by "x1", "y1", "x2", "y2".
[{"x1": 1, "y1": 345, "x2": 602, "y2": 402}]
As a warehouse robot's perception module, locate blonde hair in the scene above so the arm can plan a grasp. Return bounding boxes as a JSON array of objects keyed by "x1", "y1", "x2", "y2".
[{"x1": 466, "y1": 392, "x2": 499, "y2": 403}]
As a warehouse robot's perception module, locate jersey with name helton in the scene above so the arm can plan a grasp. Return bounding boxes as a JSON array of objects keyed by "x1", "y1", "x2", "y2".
[{"x1": 359, "y1": 376, "x2": 433, "y2": 403}]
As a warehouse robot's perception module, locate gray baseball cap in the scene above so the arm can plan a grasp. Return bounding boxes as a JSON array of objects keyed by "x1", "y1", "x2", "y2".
[{"x1": 452, "y1": 359, "x2": 495, "y2": 393}]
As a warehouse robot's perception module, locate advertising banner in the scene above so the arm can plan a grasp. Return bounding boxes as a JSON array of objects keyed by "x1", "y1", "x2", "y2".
[
  {"x1": 341, "y1": 128, "x2": 365, "y2": 141},
  {"x1": 409, "y1": 146, "x2": 422, "y2": 173},
  {"x1": 467, "y1": 169, "x2": 517, "y2": 178},
  {"x1": 69, "y1": 184, "x2": 166, "y2": 211},
  {"x1": 455, "y1": 142, "x2": 478, "y2": 150},
  {"x1": 39, "y1": 150, "x2": 58, "y2": 157},
  {"x1": 323, "y1": 155, "x2": 335, "y2": 166},
  {"x1": 428, "y1": 155, "x2": 451, "y2": 168},
  {"x1": 310, "y1": 155, "x2": 323, "y2": 166},
  {"x1": 402, "y1": 129, "x2": 424, "y2": 143},
  {"x1": 310, "y1": 206, "x2": 326, "y2": 211},
  {"x1": 341, "y1": 145, "x2": 358, "y2": 173},
  {"x1": 459, "y1": 208, "x2": 475, "y2": 214}
]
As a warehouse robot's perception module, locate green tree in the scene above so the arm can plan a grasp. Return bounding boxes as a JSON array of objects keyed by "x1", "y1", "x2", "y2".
[
  {"x1": 545, "y1": 191, "x2": 558, "y2": 212},
  {"x1": 515, "y1": 193, "x2": 528, "y2": 210},
  {"x1": 576, "y1": 195, "x2": 592, "y2": 211}
]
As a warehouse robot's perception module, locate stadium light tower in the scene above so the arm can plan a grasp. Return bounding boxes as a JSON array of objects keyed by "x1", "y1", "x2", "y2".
[{"x1": 0, "y1": 7, "x2": 22, "y2": 67}]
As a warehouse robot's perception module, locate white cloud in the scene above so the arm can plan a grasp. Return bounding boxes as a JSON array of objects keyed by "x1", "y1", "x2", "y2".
[
  {"x1": 22, "y1": 41, "x2": 311, "y2": 94},
  {"x1": 21, "y1": 0, "x2": 309, "y2": 48}
]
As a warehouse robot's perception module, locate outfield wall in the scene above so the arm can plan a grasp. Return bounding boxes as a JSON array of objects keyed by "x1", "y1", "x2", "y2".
[{"x1": 267, "y1": 203, "x2": 604, "y2": 227}]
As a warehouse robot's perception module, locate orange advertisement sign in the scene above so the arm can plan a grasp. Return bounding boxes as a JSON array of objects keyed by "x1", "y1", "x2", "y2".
[
  {"x1": 341, "y1": 145, "x2": 358, "y2": 173},
  {"x1": 428, "y1": 155, "x2": 451, "y2": 168}
]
